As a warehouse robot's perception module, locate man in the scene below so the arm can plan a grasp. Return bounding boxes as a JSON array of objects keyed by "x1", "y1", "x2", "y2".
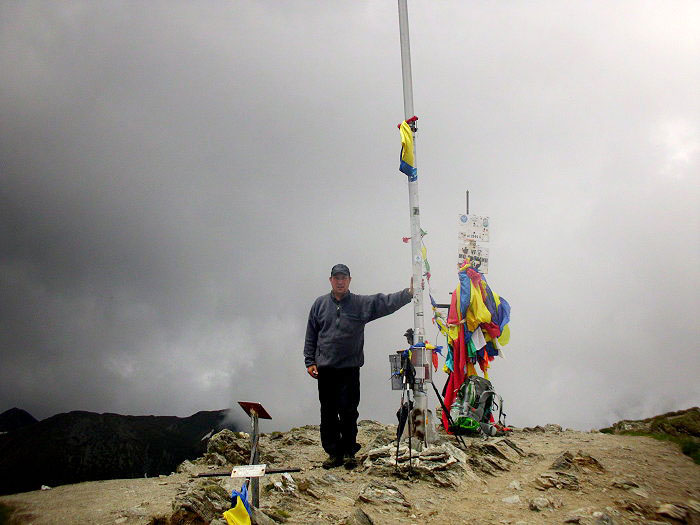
[{"x1": 304, "y1": 264, "x2": 413, "y2": 469}]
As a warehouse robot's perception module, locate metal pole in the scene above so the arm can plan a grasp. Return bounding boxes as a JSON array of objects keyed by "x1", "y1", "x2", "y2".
[
  {"x1": 249, "y1": 410, "x2": 260, "y2": 507},
  {"x1": 398, "y1": 0, "x2": 430, "y2": 446}
]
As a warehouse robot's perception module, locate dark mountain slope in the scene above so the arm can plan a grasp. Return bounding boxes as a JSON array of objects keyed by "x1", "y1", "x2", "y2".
[
  {"x1": 0, "y1": 408, "x2": 38, "y2": 432},
  {"x1": 0, "y1": 409, "x2": 235, "y2": 495}
]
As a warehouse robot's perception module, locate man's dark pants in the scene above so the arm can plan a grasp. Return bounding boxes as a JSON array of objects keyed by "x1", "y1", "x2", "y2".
[{"x1": 317, "y1": 366, "x2": 360, "y2": 458}]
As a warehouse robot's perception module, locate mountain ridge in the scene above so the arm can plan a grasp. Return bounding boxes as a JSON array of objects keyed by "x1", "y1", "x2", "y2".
[{"x1": 0, "y1": 408, "x2": 237, "y2": 495}]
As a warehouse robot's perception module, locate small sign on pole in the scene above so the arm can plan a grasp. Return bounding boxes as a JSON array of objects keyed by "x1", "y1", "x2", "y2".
[{"x1": 231, "y1": 464, "x2": 267, "y2": 478}]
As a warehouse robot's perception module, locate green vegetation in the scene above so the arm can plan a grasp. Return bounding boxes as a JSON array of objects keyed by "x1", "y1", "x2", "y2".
[
  {"x1": 0, "y1": 503, "x2": 15, "y2": 525},
  {"x1": 649, "y1": 410, "x2": 700, "y2": 436},
  {"x1": 599, "y1": 407, "x2": 700, "y2": 465},
  {"x1": 612, "y1": 431, "x2": 700, "y2": 465}
]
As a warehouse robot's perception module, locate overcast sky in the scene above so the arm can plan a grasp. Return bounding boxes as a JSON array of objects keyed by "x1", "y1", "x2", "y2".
[{"x1": 1, "y1": 1, "x2": 698, "y2": 432}]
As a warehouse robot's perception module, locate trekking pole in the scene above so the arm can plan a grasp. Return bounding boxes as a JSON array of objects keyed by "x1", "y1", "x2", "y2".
[
  {"x1": 429, "y1": 380, "x2": 468, "y2": 450},
  {"x1": 395, "y1": 387, "x2": 406, "y2": 466},
  {"x1": 406, "y1": 397, "x2": 415, "y2": 470}
]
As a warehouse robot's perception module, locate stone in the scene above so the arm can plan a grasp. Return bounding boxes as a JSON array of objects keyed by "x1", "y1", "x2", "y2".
[
  {"x1": 268, "y1": 472, "x2": 297, "y2": 494},
  {"x1": 357, "y1": 481, "x2": 411, "y2": 508},
  {"x1": 365, "y1": 445, "x2": 394, "y2": 460},
  {"x1": 615, "y1": 498, "x2": 649, "y2": 516},
  {"x1": 551, "y1": 451, "x2": 575, "y2": 470},
  {"x1": 544, "y1": 424, "x2": 563, "y2": 432},
  {"x1": 573, "y1": 450, "x2": 605, "y2": 472},
  {"x1": 482, "y1": 455, "x2": 511, "y2": 472},
  {"x1": 534, "y1": 471, "x2": 580, "y2": 491},
  {"x1": 502, "y1": 495, "x2": 521, "y2": 504},
  {"x1": 176, "y1": 459, "x2": 196, "y2": 474},
  {"x1": 551, "y1": 450, "x2": 605, "y2": 473},
  {"x1": 321, "y1": 473, "x2": 340, "y2": 484},
  {"x1": 656, "y1": 503, "x2": 688, "y2": 521},
  {"x1": 169, "y1": 479, "x2": 230, "y2": 524},
  {"x1": 591, "y1": 511, "x2": 614, "y2": 524},
  {"x1": 508, "y1": 480, "x2": 522, "y2": 491},
  {"x1": 611, "y1": 478, "x2": 638, "y2": 490},
  {"x1": 529, "y1": 497, "x2": 550, "y2": 511},
  {"x1": 345, "y1": 507, "x2": 374, "y2": 525},
  {"x1": 479, "y1": 439, "x2": 521, "y2": 463},
  {"x1": 198, "y1": 452, "x2": 228, "y2": 466},
  {"x1": 443, "y1": 442, "x2": 468, "y2": 463},
  {"x1": 502, "y1": 439, "x2": 528, "y2": 457},
  {"x1": 630, "y1": 487, "x2": 648, "y2": 498},
  {"x1": 206, "y1": 429, "x2": 250, "y2": 465},
  {"x1": 251, "y1": 507, "x2": 278, "y2": 525},
  {"x1": 282, "y1": 429, "x2": 318, "y2": 446}
]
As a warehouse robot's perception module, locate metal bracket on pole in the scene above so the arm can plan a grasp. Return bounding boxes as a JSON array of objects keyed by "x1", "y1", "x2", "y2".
[{"x1": 238, "y1": 401, "x2": 271, "y2": 508}]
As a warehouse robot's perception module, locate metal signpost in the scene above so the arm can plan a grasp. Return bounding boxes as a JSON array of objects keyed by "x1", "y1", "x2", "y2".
[{"x1": 238, "y1": 401, "x2": 272, "y2": 507}]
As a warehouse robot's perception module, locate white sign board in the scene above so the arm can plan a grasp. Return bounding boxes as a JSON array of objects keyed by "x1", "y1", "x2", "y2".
[
  {"x1": 458, "y1": 215, "x2": 490, "y2": 274},
  {"x1": 458, "y1": 240, "x2": 489, "y2": 274},
  {"x1": 458, "y1": 214, "x2": 489, "y2": 242},
  {"x1": 231, "y1": 464, "x2": 267, "y2": 478}
]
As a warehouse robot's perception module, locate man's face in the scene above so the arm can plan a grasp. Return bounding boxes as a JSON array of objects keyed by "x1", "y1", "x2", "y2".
[{"x1": 330, "y1": 273, "x2": 351, "y2": 295}]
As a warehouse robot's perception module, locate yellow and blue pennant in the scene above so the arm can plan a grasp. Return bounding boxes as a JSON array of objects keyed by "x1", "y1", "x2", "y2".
[{"x1": 398, "y1": 120, "x2": 417, "y2": 181}]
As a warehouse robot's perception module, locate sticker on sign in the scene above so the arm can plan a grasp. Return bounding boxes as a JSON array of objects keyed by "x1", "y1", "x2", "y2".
[
  {"x1": 458, "y1": 214, "x2": 489, "y2": 242},
  {"x1": 231, "y1": 464, "x2": 267, "y2": 478}
]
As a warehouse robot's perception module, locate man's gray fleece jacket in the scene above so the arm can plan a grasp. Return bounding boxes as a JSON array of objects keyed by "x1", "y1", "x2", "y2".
[{"x1": 304, "y1": 289, "x2": 412, "y2": 369}]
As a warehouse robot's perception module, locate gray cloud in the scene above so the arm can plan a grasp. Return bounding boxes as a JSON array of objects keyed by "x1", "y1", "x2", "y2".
[{"x1": 1, "y1": 1, "x2": 698, "y2": 432}]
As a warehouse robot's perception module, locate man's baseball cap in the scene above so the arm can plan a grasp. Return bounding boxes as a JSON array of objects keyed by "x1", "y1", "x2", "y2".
[{"x1": 330, "y1": 264, "x2": 350, "y2": 277}]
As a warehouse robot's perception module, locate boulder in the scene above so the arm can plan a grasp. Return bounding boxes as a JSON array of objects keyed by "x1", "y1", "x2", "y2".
[
  {"x1": 169, "y1": 479, "x2": 230, "y2": 524},
  {"x1": 552, "y1": 450, "x2": 606, "y2": 473},
  {"x1": 176, "y1": 460, "x2": 197, "y2": 475},
  {"x1": 206, "y1": 430, "x2": 249, "y2": 465},
  {"x1": 198, "y1": 452, "x2": 227, "y2": 466}
]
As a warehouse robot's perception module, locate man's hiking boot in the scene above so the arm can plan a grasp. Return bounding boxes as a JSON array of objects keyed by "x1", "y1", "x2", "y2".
[
  {"x1": 343, "y1": 455, "x2": 358, "y2": 470},
  {"x1": 343, "y1": 443, "x2": 361, "y2": 470},
  {"x1": 322, "y1": 455, "x2": 344, "y2": 469}
]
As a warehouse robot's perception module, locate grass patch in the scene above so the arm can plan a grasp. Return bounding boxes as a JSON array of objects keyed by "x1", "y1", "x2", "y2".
[
  {"x1": 0, "y1": 503, "x2": 15, "y2": 525},
  {"x1": 618, "y1": 431, "x2": 700, "y2": 464}
]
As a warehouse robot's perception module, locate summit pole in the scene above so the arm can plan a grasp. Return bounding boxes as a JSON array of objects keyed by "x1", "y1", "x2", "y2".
[{"x1": 398, "y1": 0, "x2": 431, "y2": 446}]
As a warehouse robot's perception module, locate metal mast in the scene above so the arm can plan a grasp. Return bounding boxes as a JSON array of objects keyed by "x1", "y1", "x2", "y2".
[{"x1": 398, "y1": 0, "x2": 431, "y2": 445}]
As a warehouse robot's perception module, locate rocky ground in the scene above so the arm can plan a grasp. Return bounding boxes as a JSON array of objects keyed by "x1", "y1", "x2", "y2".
[{"x1": 1, "y1": 420, "x2": 698, "y2": 525}]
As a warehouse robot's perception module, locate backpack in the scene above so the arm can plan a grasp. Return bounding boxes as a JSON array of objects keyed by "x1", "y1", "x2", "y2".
[{"x1": 449, "y1": 375, "x2": 505, "y2": 436}]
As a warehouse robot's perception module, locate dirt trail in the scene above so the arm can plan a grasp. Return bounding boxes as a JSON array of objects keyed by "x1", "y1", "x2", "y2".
[{"x1": 1, "y1": 425, "x2": 698, "y2": 524}]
